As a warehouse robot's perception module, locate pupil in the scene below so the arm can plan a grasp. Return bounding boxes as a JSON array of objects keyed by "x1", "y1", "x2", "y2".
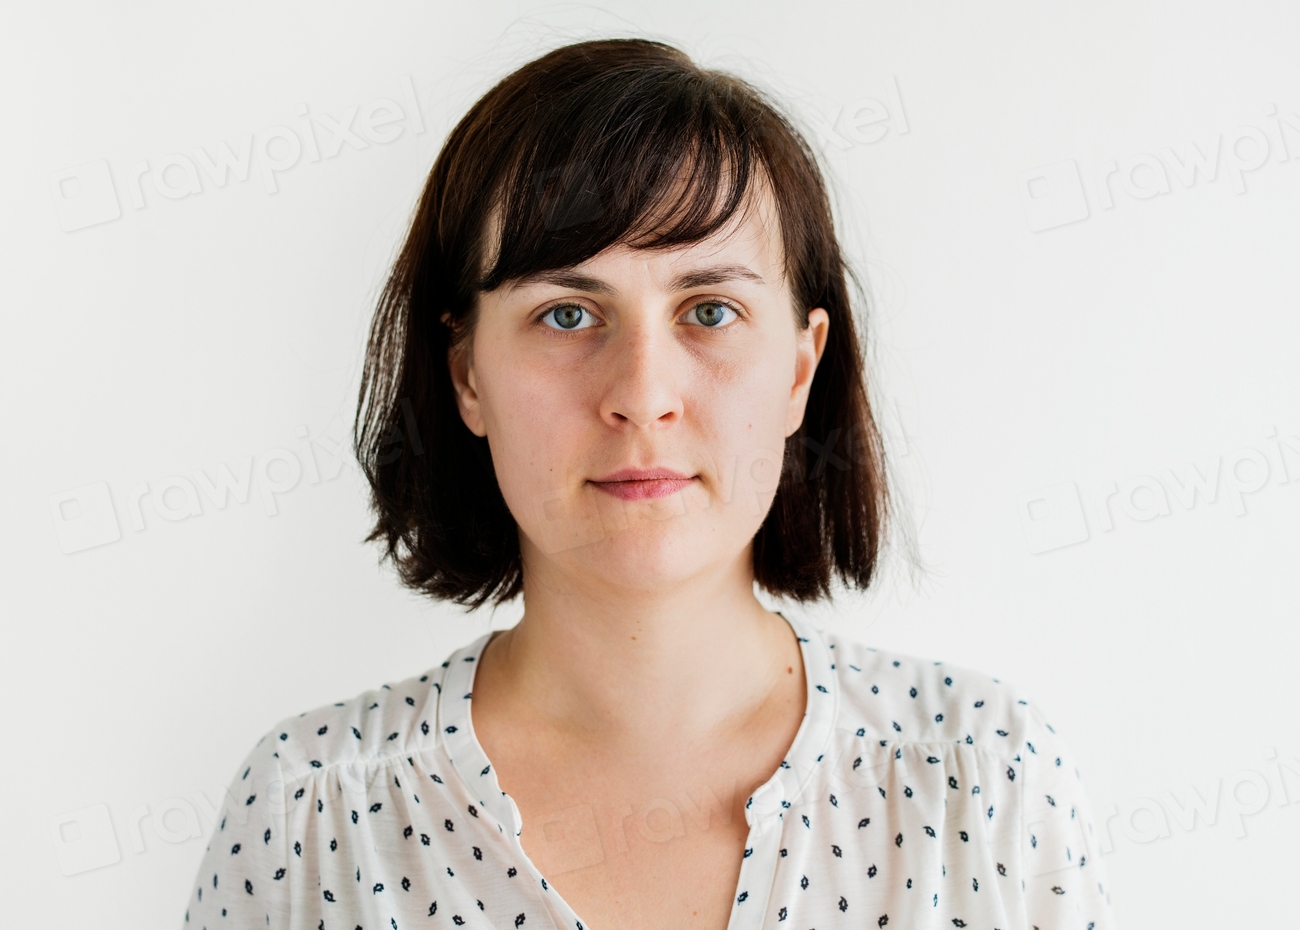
[{"x1": 697, "y1": 303, "x2": 723, "y2": 326}]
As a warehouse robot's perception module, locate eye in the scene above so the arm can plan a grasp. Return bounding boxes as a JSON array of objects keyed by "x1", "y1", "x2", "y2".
[
  {"x1": 538, "y1": 302, "x2": 598, "y2": 332},
  {"x1": 682, "y1": 299, "x2": 740, "y2": 328}
]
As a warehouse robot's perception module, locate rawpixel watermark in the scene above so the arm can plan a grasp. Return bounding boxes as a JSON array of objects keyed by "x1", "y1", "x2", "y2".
[
  {"x1": 48, "y1": 420, "x2": 361, "y2": 554},
  {"x1": 49, "y1": 780, "x2": 251, "y2": 877},
  {"x1": 49, "y1": 75, "x2": 426, "y2": 232},
  {"x1": 1095, "y1": 746, "x2": 1300, "y2": 852},
  {"x1": 1018, "y1": 425, "x2": 1300, "y2": 554},
  {"x1": 806, "y1": 76, "x2": 910, "y2": 154},
  {"x1": 1018, "y1": 102, "x2": 1300, "y2": 232}
]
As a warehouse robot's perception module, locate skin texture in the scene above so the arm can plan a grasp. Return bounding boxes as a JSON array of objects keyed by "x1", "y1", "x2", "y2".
[{"x1": 445, "y1": 180, "x2": 829, "y2": 929}]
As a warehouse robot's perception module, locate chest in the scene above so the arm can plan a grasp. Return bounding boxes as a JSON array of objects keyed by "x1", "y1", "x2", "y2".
[{"x1": 510, "y1": 764, "x2": 759, "y2": 930}]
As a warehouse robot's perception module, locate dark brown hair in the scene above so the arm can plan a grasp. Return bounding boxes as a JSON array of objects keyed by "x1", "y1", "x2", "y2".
[{"x1": 354, "y1": 37, "x2": 889, "y2": 609}]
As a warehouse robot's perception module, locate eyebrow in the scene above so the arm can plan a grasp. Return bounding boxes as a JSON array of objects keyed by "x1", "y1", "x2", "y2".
[{"x1": 506, "y1": 263, "x2": 765, "y2": 295}]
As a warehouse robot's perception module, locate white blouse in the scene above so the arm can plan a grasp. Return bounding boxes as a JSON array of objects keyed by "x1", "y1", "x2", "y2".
[{"x1": 183, "y1": 611, "x2": 1118, "y2": 929}]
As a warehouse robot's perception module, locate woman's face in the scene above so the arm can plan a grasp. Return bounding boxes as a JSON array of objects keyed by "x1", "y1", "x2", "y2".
[{"x1": 449, "y1": 187, "x2": 829, "y2": 596}]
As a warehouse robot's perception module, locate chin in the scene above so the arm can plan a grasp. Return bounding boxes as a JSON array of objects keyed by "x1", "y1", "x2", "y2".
[{"x1": 527, "y1": 514, "x2": 730, "y2": 590}]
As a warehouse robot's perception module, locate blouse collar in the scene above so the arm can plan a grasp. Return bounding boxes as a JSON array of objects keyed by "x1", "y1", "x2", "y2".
[{"x1": 434, "y1": 609, "x2": 839, "y2": 836}]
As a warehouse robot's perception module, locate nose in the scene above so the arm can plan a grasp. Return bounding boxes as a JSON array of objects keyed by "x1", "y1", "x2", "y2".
[{"x1": 598, "y1": 320, "x2": 684, "y2": 430}]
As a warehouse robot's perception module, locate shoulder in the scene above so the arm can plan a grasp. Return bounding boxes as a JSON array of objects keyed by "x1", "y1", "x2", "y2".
[
  {"x1": 819, "y1": 626, "x2": 1059, "y2": 759},
  {"x1": 253, "y1": 660, "x2": 452, "y2": 784}
]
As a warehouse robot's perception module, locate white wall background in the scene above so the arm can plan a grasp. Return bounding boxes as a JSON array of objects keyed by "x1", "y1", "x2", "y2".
[{"x1": 3, "y1": 2, "x2": 1298, "y2": 926}]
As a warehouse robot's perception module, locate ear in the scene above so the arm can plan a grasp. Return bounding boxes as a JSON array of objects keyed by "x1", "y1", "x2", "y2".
[
  {"x1": 443, "y1": 312, "x2": 488, "y2": 438},
  {"x1": 785, "y1": 307, "x2": 830, "y2": 437}
]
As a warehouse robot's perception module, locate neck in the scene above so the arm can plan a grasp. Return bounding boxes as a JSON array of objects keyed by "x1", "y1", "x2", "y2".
[{"x1": 474, "y1": 546, "x2": 801, "y2": 753}]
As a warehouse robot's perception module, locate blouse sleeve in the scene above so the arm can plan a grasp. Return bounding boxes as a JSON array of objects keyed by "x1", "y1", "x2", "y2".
[
  {"x1": 1019, "y1": 703, "x2": 1118, "y2": 929},
  {"x1": 183, "y1": 725, "x2": 292, "y2": 928}
]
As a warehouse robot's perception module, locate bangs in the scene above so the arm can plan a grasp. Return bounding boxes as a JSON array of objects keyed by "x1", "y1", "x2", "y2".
[{"x1": 474, "y1": 65, "x2": 780, "y2": 293}]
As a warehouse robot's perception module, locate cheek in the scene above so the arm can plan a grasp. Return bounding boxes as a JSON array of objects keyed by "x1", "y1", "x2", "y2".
[
  {"x1": 477, "y1": 349, "x2": 580, "y2": 495},
  {"x1": 697, "y1": 343, "x2": 792, "y2": 449},
  {"x1": 688, "y1": 344, "x2": 795, "y2": 515}
]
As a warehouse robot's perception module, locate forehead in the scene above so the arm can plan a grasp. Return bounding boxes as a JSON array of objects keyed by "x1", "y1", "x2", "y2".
[
  {"x1": 665, "y1": 179, "x2": 783, "y2": 267},
  {"x1": 480, "y1": 168, "x2": 788, "y2": 291},
  {"x1": 592, "y1": 186, "x2": 783, "y2": 280}
]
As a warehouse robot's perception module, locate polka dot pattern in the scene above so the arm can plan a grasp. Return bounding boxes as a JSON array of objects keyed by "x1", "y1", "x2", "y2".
[{"x1": 183, "y1": 612, "x2": 1117, "y2": 929}]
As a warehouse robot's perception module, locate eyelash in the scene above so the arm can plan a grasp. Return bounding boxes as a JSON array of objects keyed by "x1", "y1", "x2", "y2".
[{"x1": 534, "y1": 299, "x2": 745, "y2": 339}]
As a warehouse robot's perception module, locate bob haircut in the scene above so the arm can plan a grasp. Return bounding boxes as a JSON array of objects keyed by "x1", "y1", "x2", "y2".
[{"x1": 354, "y1": 37, "x2": 889, "y2": 609}]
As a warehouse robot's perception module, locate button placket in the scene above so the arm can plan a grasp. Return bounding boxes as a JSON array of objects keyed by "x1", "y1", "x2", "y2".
[{"x1": 726, "y1": 779, "x2": 787, "y2": 930}]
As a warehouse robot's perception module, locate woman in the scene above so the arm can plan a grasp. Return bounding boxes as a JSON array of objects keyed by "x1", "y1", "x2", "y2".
[{"x1": 184, "y1": 38, "x2": 1117, "y2": 930}]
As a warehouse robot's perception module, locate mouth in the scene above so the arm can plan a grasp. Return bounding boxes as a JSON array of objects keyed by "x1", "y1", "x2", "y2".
[{"x1": 587, "y1": 467, "x2": 697, "y2": 501}]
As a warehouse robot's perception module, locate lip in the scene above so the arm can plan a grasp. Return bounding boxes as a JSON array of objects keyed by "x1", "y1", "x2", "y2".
[
  {"x1": 591, "y1": 467, "x2": 694, "y2": 483},
  {"x1": 588, "y1": 467, "x2": 697, "y2": 501}
]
